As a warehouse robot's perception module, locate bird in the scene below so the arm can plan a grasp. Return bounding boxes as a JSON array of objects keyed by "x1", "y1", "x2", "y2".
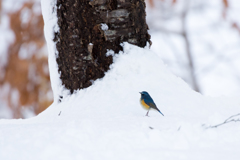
[{"x1": 139, "y1": 91, "x2": 164, "y2": 116}]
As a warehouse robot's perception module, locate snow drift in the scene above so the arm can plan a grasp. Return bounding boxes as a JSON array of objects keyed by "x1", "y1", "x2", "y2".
[
  {"x1": 0, "y1": 43, "x2": 240, "y2": 160},
  {"x1": 1, "y1": 0, "x2": 240, "y2": 159}
]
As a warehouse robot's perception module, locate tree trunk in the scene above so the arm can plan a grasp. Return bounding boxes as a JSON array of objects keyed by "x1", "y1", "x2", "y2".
[{"x1": 54, "y1": 0, "x2": 151, "y2": 93}]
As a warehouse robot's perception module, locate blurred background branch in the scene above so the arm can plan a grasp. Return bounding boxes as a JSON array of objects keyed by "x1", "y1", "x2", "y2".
[{"x1": 181, "y1": 0, "x2": 200, "y2": 92}]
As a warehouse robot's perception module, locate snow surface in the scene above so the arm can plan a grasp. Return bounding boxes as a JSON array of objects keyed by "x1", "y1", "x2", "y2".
[{"x1": 0, "y1": 43, "x2": 240, "y2": 160}]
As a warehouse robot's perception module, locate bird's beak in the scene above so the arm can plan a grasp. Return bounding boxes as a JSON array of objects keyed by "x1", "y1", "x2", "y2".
[{"x1": 139, "y1": 92, "x2": 142, "y2": 94}]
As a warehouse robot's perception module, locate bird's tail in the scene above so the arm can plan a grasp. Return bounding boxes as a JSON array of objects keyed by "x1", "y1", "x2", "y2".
[{"x1": 158, "y1": 110, "x2": 164, "y2": 116}]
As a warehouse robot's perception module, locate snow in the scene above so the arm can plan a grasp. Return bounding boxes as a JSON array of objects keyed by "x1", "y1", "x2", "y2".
[
  {"x1": 106, "y1": 49, "x2": 115, "y2": 57},
  {"x1": 41, "y1": 0, "x2": 67, "y2": 102},
  {"x1": 1, "y1": 42, "x2": 240, "y2": 160},
  {"x1": 20, "y1": 7, "x2": 32, "y2": 26},
  {"x1": 101, "y1": 23, "x2": 109, "y2": 31},
  {"x1": 18, "y1": 42, "x2": 38, "y2": 59},
  {"x1": 0, "y1": 101, "x2": 12, "y2": 118}
]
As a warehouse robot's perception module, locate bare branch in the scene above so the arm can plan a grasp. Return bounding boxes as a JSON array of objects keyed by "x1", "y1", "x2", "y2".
[
  {"x1": 181, "y1": 0, "x2": 200, "y2": 92},
  {"x1": 203, "y1": 113, "x2": 240, "y2": 129}
]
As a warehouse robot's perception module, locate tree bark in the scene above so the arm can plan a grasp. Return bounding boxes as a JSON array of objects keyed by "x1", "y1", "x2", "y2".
[{"x1": 54, "y1": 0, "x2": 151, "y2": 93}]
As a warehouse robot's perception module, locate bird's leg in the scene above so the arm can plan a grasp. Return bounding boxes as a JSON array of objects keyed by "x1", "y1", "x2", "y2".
[{"x1": 145, "y1": 110, "x2": 149, "y2": 116}]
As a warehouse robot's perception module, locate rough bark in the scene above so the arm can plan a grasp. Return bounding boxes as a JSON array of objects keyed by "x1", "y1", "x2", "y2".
[{"x1": 54, "y1": 0, "x2": 151, "y2": 93}]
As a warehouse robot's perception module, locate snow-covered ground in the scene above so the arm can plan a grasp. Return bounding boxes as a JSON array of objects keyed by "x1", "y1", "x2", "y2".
[
  {"x1": 0, "y1": 0, "x2": 240, "y2": 159},
  {"x1": 1, "y1": 43, "x2": 240, "y2": 160}
]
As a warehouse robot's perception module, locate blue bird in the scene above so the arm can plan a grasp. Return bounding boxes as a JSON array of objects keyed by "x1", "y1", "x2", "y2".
[{"x1": 139, "y1": 91, "x2": 164, "y2": 116}]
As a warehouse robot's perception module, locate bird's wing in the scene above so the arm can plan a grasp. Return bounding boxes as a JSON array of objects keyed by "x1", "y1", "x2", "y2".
[
  {"x1": 149, "y1": 102, "x2": 164, "y2": 116},
  {"x1": 149, "y1": 102, "x2": 159, "y2": 111}
]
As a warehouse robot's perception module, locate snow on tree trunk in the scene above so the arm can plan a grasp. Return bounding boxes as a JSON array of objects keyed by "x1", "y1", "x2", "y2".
[{"x1": 54, "y1": 0, "x2": 151, "y2": 94}]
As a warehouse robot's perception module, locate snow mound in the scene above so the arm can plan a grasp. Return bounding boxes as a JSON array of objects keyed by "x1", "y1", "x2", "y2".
[{"x1": 0, "y1": 43, "x2": 240, "y2": 160}]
